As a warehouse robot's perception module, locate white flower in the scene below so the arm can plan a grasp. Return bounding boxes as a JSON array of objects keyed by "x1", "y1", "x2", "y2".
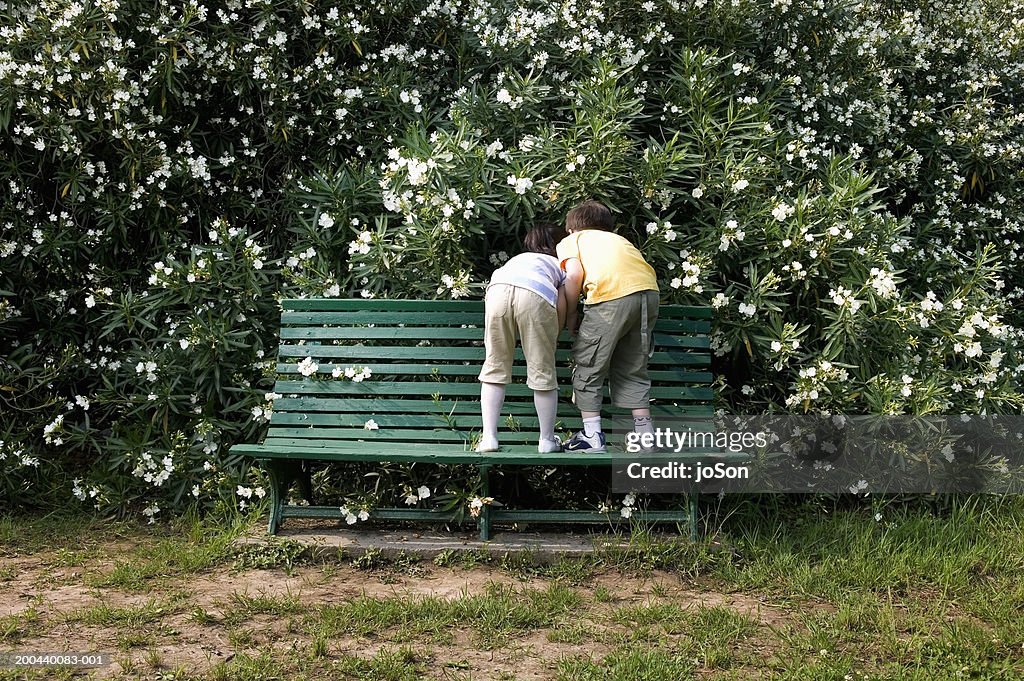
[
  {"x1": 179, "y1": 339, "x2": 190, "y2": 350},
  {"x1": 318, "y1": 213, "x2": 335, "y2": 228},
  {"x1": 84, "y1": 295, "x2": 96, "y2": 308},
  {"x1": 874, "y1": 513, "x2": 882, "y2": 522},
  {"x1": 770, "y1": 341, "x2": 783, "y2": 352},
  {"x1": 772, "y1": 202, "x2": 794, "y2": 222},
  {"x1": 75, "y1": 395, "x2": 90, "y2": 410},
  {"x1": 620, "y1": 506, "x2": 633, "y2": 519},
  {"x1": 738, "y1": 302, "x2": 757, "y2": 317},
  {"x1": 404, "y1": 493, "x2": 419, "y2": 505},
  {"x1": 869, "y1": 268, "x2": 897, "y2": 299},
  {"x1": 496, "y1": 88, "x2": 512, "y2": 103},
  {"x1": 417, "y1": 485, "x2": 431, "y2": 499},
  {"x1": 142, "y1": 503, "x2": 160, "y2": 524},
  {"x1": 506, "y1": 174, "x2": 533, "y2": 195},
  {"x1": 297, "y1": 356, "x2": 318, "y2": 377},
  {"x1": 692, "y1": 187, "x2": 704, "y2": 198},
  {"x1": 364, "y1": 419, "x2": 379, "y2": 431},
  {"x1": 733, "y1": 179, "x2": 749, "y2": 191},
  {"x1": 358, "y1": 510, "x2": 369, "y2": 521},
  {"x1": 711, "y1": 293, "x2": 729, "y2": 309}
]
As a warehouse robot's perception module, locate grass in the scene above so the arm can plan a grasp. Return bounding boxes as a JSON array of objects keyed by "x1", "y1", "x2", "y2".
[{"x1": 1, "y1": 496, "x2": 1023, "y2": 678}]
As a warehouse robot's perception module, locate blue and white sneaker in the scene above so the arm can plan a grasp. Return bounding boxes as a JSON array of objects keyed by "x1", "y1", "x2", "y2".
[{"x1": 563, "y1": 430, "x2": 607, "y2": 453}]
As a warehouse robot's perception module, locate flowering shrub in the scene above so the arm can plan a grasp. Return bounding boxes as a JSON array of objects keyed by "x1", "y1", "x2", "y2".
[{"x1": 1, "y1": 0, "x2": 1021, "y2": 515}]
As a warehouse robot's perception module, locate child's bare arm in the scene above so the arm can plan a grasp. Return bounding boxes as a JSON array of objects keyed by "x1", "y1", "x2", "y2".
[
  {"x1": 556, "y1": 285, "x2": 568, "y2": 331},
  {"x1": 563, "y1": 258, "x2": 584, "y2": 334}
]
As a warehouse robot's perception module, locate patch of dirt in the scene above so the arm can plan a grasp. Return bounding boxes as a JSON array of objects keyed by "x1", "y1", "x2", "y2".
[
  {"x1": 589, "y1": 569, "x2": 795, "y2": 628},
  {"x1": 2, "y1": 546, "x2": 800, "y2": 679}
]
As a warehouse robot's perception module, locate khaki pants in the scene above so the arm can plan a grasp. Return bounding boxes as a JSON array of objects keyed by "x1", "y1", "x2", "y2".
[
  {"x1": 478, "y1": 284, "x2": 559, "y2": 391},
  {"x1": 572, "y1": 290, "x2": 659, "y2": 411}
]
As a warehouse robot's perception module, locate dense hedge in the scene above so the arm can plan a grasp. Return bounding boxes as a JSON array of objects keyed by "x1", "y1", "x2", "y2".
[{"x1": 1, "y1": 0, "x2": 1022, "y2": 518}]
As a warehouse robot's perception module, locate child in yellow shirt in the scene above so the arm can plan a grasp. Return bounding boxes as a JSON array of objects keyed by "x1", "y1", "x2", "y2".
[{"x1": 556, "y1": 200, "x2": 659, "y2": 452}]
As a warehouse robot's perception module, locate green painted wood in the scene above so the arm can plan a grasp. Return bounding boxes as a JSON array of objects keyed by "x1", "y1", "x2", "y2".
[
  {"x1": 235, "y1": 443, "x2": 614, "y2": 464},
  {"x1": 265, "y1": 431, "x2": 479, "y2": 444},
  {"x1": 240, "y1": 442, "x2": 744, "y2": 464},
  {"x1": 241, "y1": 299, "x2": 725, "y2": 537},
  {"x1": 652, "y1": 306, "x2": 714, "y2": 319},
  {"x1": 652, "y1": 319, "x2": 711, "y2": 332},
  {"x1": 283, "y1": 299, "x2": 485, "y2": 312},
  {"x1": 270, "y1": 401, "x2": 720, "y2": 421},
  {"x1": 281, "y1": 327, "x2": 485, "y2": 340},
  {"x1": 282, "y1": 311, "x2": 487, "y2": 325},
  {"x1": 490, "y1": 509, "x2": 693, "y2": 522},
  {"x1": 276, "y1": 345, "x2": 711, "y2": 366},
  {"x1": 278, "y1": 330, "x2": 711, "y2": 349},
  {"x1": 270, "y1": 380, "x2": 715, "y2": 401},
  {"x1": 260, "y1": 427, "x2": 741, "y2": 444},
  {"x1": 269, "y1": 398, "x2": 714, "y2": 416},
  {"x1": 274, "y1": 363, "x2": 714, "y2": 383},
  {"x1": 281, "y1": 299, "x2": 714, "y2": 319},
  {"x1": 259, "y1": 438, "x2": 751, "y2": 462},
  {"x1": 280, "y1": 311, "x2": 711, "y2": 334}
]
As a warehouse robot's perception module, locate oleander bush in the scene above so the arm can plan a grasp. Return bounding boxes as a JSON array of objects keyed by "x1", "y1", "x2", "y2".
[{"x1": 1, "y1": 0, "x2": 1022, "y2": 518}]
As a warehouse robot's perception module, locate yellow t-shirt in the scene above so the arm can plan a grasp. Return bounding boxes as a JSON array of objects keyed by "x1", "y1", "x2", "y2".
[{"x1": 556, "y1": 230, "x2": 659, "y2": 304}]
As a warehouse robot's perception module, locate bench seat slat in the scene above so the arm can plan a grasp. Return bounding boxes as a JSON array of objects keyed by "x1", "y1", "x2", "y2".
[
  {"x1": 244, "y1": 443, "x2": 744, "y2": 465},
  {"x1": 266, "y1": 429, "x2": 523, "y2": 442},
  {"x1": 264, "y1": 428, "x2": 716, "y2": 444}
]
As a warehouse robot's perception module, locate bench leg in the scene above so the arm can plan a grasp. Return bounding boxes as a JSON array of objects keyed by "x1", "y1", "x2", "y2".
[
  {"x1": 478, "y1": 464, "x2": 491, "y2": 541},
  {"x1": 297, "y1": 461, "x2": 314, "y2": 503},
  {"x1": 264, "y1": 460, "x2": 284, "y2": 535},
  {"x1": 263, "y1": 460, "x2": 309, "y2": 535}
]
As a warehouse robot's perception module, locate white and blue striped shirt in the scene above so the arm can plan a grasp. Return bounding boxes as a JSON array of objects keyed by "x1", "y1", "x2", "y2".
[{"x1": 488, "y1": 253, "x2": 565, "y2": 307}]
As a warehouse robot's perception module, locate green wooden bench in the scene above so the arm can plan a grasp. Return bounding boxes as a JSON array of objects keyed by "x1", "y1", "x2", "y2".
[{"x1": 231, "y1": 298, "x2": 739, "y2": 540}]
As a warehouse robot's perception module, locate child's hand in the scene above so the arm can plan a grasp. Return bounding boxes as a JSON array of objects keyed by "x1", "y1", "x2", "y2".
[{"x1": 566, "y1": 311, "x2": 580, "y2": 336}]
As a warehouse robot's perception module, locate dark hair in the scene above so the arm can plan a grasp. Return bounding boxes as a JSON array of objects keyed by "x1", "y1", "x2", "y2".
[
  {"x1": 523, "y1": 222, "x2": 567, "y2": 257},
  {"x1": 566, "y1": 200, "x2": 614, "y2": 233}
]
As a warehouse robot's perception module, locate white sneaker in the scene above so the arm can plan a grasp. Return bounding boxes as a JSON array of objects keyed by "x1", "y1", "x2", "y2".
[
  {"x1": 538, "y1": 437, "x2": 564, "y2": 453},
  {"x1": 476, "y1": 437, "x2": 500, "y2": 453}
]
